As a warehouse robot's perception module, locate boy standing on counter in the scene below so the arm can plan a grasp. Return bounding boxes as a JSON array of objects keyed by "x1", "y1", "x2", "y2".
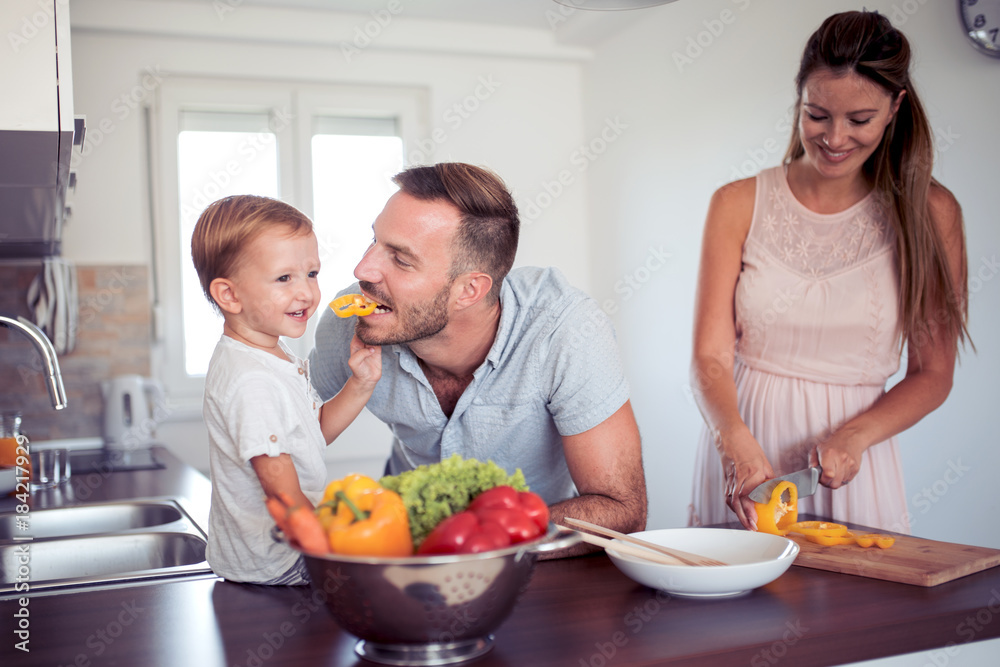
[{"x1": 191, "y1": 195, "x2": 381, "y2": 585}]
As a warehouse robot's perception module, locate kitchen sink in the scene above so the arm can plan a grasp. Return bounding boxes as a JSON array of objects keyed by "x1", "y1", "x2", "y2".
[
  {"x1": 0, "y1": 498, "x2": 215, "y2": 596},
  {"x1": 0, "y1": 501, "x2": 183, "y2": 540}
]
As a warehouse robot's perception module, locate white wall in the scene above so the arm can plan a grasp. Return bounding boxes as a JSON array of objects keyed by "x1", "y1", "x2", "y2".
[{"x1": 583, "y1": 0, "x2": 1000, "y2": 551}]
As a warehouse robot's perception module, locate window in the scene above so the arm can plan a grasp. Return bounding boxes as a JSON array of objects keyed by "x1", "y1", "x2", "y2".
[{"x1": 154, "y1": 79, "x2": 425, "y2": 406}]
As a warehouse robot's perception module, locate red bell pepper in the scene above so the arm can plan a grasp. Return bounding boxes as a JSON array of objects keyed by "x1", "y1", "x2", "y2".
[
  {"x1": 416, "y1": 512, "x2": 511, "y2": 555},
  {"x1": 468, "y1": 485, "x2": 550, "y2": 534},
  {"x1": 417, "y1": 486, "x2": 550, "y2": 555}
]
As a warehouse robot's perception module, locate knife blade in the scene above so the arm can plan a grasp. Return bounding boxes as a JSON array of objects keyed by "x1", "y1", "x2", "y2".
[{"x1": 747, "y1": 466, "x2": 821, "y2": 504}]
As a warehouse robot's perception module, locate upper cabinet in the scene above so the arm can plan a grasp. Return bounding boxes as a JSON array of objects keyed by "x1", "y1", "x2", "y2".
[{"x1": 0, "y1": 0, "x2": 82, "y2": 258}]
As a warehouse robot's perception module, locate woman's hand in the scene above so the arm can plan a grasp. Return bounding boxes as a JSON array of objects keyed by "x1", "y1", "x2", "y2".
[
  {"x1": 719, "y1": 429, "x2": 775, "y2": 531},
  {"x1": 347, "y1": 335, "x2": 381, "y2": 391},
  {"x1": 811, "y1": 431, "x2": 865, "y2": 489}
]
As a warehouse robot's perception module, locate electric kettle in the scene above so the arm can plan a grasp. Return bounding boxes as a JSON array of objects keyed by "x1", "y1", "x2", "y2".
[{"x1": 100, "y1": 375, "x2": 165, "y2": 450}]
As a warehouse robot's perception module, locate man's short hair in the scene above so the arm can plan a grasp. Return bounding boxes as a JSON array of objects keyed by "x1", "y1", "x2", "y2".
[
  {"x1": 191, "y1": 195, "x2": 313, "y2": 308},
  {"x1": 392, "y1": 163, "x2": 519, "y2": 304}
]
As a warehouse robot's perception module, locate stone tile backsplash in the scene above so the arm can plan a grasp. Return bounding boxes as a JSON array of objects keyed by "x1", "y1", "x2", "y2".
[{"x1": 0, "y1": 263, "x2": 152, "y2": 442}]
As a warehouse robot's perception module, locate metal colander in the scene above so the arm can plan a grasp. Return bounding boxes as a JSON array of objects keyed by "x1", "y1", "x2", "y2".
[{"x1": 280, "y1": 525, "x2": 578, "y2": 666}]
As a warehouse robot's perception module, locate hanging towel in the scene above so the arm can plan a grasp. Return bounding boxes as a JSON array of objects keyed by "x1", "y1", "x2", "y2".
[{"x1": 27, "y1": 258, "x2": 78, "y2": 354}]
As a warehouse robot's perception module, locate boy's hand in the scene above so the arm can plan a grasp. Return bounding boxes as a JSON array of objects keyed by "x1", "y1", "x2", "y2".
[{"x1": 348, "y1": 335, "x2": 381, "y2": 391}]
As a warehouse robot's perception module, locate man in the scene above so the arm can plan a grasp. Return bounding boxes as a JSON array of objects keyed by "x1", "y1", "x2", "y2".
[{"x1": 310, "y1": 162, "x2": 646, "y2": 556}]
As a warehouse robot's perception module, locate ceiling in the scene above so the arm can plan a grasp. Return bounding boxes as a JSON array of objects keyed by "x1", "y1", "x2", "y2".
[
  {"x1": 227, "y1": 0, "x2": 665, "y2": 46},
  {"x1": 238, "y1": 0, "x2": 570, "y2": 31}
]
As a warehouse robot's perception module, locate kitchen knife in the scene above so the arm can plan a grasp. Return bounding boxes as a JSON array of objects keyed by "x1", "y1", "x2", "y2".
[{"x1": 747, "y1": 466, "x2": 821, "y2": 504}]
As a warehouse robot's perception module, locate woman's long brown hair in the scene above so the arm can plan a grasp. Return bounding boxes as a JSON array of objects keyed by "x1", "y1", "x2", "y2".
[{"x1": 783, "y1": 11, "x2": 970, "y2": 351}]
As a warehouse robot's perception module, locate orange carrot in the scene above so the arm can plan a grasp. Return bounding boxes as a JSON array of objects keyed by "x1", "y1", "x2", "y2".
[
  {"x1": 277, "y1": 492, "x2": 329, "y2": 555},
  {"x1": 266, "y1": 495, "x2": 292, "y2": 536}
]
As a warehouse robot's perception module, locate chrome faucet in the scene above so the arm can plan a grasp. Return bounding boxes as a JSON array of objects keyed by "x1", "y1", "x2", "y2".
[{"x1": 0, "y1": 314, "x2": 68, "y2": 410}]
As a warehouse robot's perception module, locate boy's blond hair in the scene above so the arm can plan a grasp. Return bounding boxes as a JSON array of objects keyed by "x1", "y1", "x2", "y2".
[{"x1": 191, "y1": 195, "x2": 313, "y2": 308}]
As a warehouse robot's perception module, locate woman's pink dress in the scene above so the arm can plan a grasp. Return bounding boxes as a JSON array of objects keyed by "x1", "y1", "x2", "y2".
[{"x1": 689, "y1": 165, "x2": 910, "y2": 533}]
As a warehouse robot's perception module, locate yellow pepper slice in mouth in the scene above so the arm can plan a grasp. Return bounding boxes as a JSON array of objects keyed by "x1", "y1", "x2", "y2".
[{"x1": 329, "y1": 294, "x2": 379, "y2": 318}]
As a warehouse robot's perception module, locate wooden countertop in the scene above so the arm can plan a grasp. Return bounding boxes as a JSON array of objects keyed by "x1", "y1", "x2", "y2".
[{"x1": 5, "y1": 448, "x2": 1000, "y2": 666}]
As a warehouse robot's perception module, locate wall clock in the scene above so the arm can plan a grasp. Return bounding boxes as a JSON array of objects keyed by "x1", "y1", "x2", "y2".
[{"x1": 959, "y1": 0, "x2": 1000, "y2": 58}]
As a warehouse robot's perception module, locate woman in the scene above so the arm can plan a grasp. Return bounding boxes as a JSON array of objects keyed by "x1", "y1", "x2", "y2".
[{"x1": 688, "y1": 11, "x2": 970, "y2": 533}]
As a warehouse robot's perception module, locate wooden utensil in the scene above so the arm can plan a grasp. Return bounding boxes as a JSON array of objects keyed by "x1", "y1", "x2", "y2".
[
  {"x1": 562, "y1": 517, "x2": 728, "y2": 567},
  {"x1": 572, "y1": 531, "x2": 689, "y2": 566}
]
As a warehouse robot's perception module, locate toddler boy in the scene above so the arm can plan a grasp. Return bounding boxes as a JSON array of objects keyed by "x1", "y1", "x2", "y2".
[{"x1": 191, "y1": 195, "x2": 380, "y2": 584}]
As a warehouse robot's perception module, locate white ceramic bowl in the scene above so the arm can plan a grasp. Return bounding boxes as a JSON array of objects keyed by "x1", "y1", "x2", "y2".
[{"x1": 606, "y1": 528, "x2": 799, "y2": 598}]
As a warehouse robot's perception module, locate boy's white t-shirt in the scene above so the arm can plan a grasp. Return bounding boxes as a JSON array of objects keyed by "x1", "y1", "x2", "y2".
[{"x1": 203, "y1": 335, "x2": 327, "y2": 583}]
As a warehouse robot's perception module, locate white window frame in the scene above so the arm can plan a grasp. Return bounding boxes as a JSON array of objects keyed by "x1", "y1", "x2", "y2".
[{"x1": 151, "y1": 77, "x2": 427, "y2": 411}]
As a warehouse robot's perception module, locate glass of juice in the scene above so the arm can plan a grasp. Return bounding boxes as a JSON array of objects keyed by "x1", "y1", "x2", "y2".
[{"x1": 1, "y1": 412, "x2": 30, "y2": 494}]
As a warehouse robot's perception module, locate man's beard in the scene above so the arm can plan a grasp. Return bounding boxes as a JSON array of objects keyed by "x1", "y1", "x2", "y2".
[{"x1": 354, "y1": 280, "x2": 452, "y2": 346}]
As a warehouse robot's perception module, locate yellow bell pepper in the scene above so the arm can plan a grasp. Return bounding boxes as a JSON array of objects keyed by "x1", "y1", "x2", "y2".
[
  {"x1": 317, "y1": 473, "x2": 380, "y2": 530},
  {"x1": 329, "y1": 294, "x2": 378, "y2": 318},
  {"x1": 319, "y1": 474, "x2": 413, "y2": 557},
  {"x1": 754, "y1": 480, "x2": 798, "y2": 536}
]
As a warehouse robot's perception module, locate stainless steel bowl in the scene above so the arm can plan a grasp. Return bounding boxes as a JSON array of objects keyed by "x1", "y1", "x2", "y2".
[{"x1": 278, "y1": 525, "x2": 579, "y2": 666}]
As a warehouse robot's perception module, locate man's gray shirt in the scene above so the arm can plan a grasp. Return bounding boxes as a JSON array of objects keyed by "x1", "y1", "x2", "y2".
[{"x1": 309, "y1": 266, "x2": 630, "y2": 504}]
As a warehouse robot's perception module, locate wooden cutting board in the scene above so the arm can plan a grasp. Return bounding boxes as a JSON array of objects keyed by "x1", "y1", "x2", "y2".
[{"x1": 788, "y1": 527, "x2": 1000, "y2": 586}]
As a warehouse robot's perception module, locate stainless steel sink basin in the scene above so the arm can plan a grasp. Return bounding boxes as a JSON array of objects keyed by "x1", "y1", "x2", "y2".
[
  {"x1": 0, "y1": 501, "x2": 183, "y2": 540},
  {"x1": 0, "y1": 532, "x2": 208, "y2": 590},
  {"x1": 0, "y1": 498, "x2": 214, "y2": 595}
]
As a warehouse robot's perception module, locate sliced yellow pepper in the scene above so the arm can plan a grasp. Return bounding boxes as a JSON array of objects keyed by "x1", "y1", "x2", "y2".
[
  {"x1": 754, "y1": 480, "x2": 798, "y2": 536},
  {"x1": 329, "y1": 294, "x2": 378, "y2": 318},
  {"x1": 787, "y1": 521, "x2": 850, "y2": 538},
  {"x1": 855, "y1": 533, "x2": 896, "y2": 549},
  {"x1": 805, "y1": 531, "x2": 895, "y2": 548},
  {"x1": 806, "y1": 531, "x2": 857, "y2": 546}
]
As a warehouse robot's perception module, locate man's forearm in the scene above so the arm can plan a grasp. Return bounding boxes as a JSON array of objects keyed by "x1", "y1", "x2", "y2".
[{"x1": 543, "y1": 491, "x2": 647, "y2": 560}]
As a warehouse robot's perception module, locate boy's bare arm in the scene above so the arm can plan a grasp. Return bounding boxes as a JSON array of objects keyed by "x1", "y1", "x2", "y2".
[
  {"x1": 319, "y1": 335, "x2": 381, "y2": 444},
  {"x1": 251, "y1": 453, "x2": 313, "y2": 509}
]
